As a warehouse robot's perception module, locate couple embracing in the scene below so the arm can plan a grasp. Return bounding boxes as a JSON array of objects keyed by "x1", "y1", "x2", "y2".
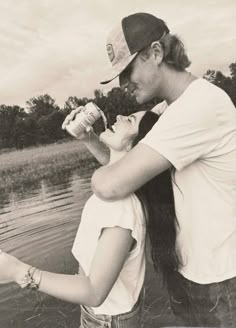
[{"x1": 1, "y1": 13, "x2": 236, "y2": 328}]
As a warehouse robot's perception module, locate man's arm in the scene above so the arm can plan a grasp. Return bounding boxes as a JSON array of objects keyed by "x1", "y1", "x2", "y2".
[{"x1": 91, "y1": 143, "x2": 171, "y2": 201}]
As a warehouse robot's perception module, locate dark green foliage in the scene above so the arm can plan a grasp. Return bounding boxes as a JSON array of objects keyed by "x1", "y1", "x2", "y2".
[
  {"x1": 26, "y1": 94, "x2": 60, "y2": 117},
  {"x1": 203, "y1": 61, "x2": 236, "y2": 106},
  {"x1": 229, "y1": 63, "x2": 236, "y2": 106},
  {"x1": 0, "y1": 105, "x2": 27, "y2": 149},
  {"x1": 63, "y1": 96, "x2": 89, "y2": 116}
]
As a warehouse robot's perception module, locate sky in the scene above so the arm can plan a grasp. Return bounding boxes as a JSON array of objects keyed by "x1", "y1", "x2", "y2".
[{"x1": 0, "y1": 0, "x2": 235, "y2": 108}]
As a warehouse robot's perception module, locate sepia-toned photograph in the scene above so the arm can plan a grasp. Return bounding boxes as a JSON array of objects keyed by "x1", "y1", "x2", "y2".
[{"x1": 0, "y1": 1, "x2": 236, "y2": 327}]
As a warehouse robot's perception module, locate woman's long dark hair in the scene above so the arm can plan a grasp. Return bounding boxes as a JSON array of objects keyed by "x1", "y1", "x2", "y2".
[{"x1": 133, "y1": 111, "x2": 180, "y2": 282}]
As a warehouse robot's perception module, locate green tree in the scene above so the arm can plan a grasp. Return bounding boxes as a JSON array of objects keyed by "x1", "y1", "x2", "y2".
[
  {"x1": 26, "y1": 94, "x2": 59, "y2": 118},
  {"x1": 203, "y1": 63, "x2": 236, "y2": 107},
  {"x1": 63, "y1": 96, "x2": 89, "y2": 116},
  {"x1": 18, "y1": 116, "x2": 38, "y2": 148},
  {"x1": 37, "y1": 111, "x2": 65, "y2": 144},
  {"x1": 0, "y1": 105, "x2": 26, "y2": 149},
  {"x1": 203, "y1": 69, "x2": 232, "y2": 94},
  {"x1": 229, "y1": 62, "x2": 236, "y2": 106},
  {"x1": 26, "y1": 94, "x2": 64, "y2": 145},
  {"x1": 229, "y1": 63, "x2": 236, "y2": 80}
]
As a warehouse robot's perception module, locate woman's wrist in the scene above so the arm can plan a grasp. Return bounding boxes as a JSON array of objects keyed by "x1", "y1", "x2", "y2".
[
  {"x1": 14, "y1": 261, "x2": 31, "y2": 285},
  {"x1": 15, "y1": 263, "x2": 42, "y2": 290}
]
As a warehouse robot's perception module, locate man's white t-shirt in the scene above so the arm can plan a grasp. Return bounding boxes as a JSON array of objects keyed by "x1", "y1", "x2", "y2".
[
  {"x1": 72, "y1": 193, "x2": 146, "y2": 315},
  {"x1": 142, "y1": 78, "x2": 236, "y2": 284}
]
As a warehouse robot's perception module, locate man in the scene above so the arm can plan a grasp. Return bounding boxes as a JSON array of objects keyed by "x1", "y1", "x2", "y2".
[{"x1": 91, "y1": 12, "x2": 236, "y2": 327}]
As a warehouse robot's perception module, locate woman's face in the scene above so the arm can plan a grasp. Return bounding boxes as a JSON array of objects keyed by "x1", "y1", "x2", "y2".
[{"x1": 100, "y1": 111, "x2": 146, "y2": 152}]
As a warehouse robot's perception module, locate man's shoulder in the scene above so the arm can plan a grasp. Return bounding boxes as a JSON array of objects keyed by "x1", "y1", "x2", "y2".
[
  {"x1": 168, "y1": 78, "x2": 232, "y2": 116},
  {"x1": 186, "y1": 78, "x2": 230, "y2": 103}
]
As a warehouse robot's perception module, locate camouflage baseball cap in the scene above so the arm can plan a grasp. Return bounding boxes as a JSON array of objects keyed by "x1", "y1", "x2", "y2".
[{"x1": 100, "y1": 13, "x2": 169, "y2": 84}]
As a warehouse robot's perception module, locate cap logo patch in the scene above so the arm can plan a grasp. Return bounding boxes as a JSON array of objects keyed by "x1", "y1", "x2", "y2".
[{"x1": 107, "y1": 44, "x2": 115, "y2": 62}]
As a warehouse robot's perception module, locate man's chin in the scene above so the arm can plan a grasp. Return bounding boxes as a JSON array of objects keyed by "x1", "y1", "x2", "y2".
[
  {"x1": 134, "y1": 90, "x2": 149, "y2": 104},
  {"x1": 136, "y1": 93, "x2": 155, "y2": 104}
]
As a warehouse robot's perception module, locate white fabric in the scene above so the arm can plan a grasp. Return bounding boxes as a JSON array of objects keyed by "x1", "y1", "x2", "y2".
[
  {"x1": 151, "y1": 100, "x2": 168, "y2": 116},
  {"x1": 72, "y1": 193, "x2": 146, "y2": 315},
  {"x1": 142, "y1": 78, "x2": 236, "y2": 284}
]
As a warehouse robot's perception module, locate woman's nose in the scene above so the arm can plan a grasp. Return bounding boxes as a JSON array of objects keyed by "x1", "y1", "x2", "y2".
[{"x1": 116, "y1": 115, "x2": 124, "y2": 122}]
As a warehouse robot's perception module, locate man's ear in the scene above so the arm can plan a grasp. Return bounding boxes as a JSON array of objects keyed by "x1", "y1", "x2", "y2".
[{"x1": 150, "y1": 41, "x2": 164, "y2": 64}]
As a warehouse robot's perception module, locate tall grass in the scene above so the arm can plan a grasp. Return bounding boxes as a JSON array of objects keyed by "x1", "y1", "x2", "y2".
[{"x1": 0, "y1": 140, "x2": 99, "y2": 192}]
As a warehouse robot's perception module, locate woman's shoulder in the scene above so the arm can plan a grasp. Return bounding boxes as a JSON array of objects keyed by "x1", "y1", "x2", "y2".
[
  {"x1": 88, "y1": 193, "x2": 141, "y2": 209},
  {"x1": 83, "y1": 193, "x2": 144, "y2": 222}
]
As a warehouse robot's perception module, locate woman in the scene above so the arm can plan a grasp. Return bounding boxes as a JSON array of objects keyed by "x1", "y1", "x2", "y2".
[{"x1": 0, "y1": 110, "x2": 178, "y2": 328}]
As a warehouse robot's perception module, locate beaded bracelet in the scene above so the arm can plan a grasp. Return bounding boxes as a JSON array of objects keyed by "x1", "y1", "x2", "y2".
[{"x1": 19, "y1": 266, "x2": 42, "y2": 290}]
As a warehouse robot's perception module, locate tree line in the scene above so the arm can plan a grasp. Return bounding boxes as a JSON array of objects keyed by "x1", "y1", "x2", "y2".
[{"x1": 0, "y1": 62, "x2": 235, "y2": 151}]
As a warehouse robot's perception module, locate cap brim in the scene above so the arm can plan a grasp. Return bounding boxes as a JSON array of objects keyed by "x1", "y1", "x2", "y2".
[{"x1": 100, "y1": 53, "x2": 137, "y2": 85}]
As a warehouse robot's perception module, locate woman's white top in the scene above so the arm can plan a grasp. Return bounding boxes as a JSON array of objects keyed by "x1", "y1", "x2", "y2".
[{"x1": 72, "y1": 193, "x2": 146, "y2": 315}]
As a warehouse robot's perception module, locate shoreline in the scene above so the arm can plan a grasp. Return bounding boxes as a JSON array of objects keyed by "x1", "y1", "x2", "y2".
[{"x1": 0, "y1": 140, "x2": 98, "y2": 193}]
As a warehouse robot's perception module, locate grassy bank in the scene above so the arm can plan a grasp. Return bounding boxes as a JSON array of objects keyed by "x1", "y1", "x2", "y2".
[{"x1": 0, "y1": 140, "x2": 99, "y2": 192}]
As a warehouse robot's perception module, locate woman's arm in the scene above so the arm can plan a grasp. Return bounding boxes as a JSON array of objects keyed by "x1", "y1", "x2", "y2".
[
  {"x1": 92, "y1": 143, "x2": 171, "y2": 201},
  {"x1": 82, "y1": 131, "x2": 110, "y2": 165},
  {"x1": 0, "y1": 227, "x2": 133, "y2": 307}
]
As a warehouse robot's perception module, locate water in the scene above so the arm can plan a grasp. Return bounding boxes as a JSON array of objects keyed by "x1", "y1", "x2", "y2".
[{"x1": 0, "y1": 169, "x2": 94, "y2": 328}]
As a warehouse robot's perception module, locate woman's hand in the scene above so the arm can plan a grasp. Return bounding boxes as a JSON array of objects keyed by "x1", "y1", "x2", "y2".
[
  {"x1": 0, "y1": 250, "x2": 29, "y2": 284},
  {"x1": 62, "y1": 107, "x2": 110, "y2": 165},
  {"x1": 62, "y1": 106, "x2": 94, "y2": 141}
]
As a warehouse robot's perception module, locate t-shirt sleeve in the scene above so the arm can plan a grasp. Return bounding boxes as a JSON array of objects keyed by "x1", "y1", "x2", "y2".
[
  {"x1": 72, "y1": 195, "x2": 145, "y2": 273},
  {"x1": 141, "y1": 96, "x2": 220, "y2": 170},
  {"x1": 95, "y1": 196, "x2": 145, "y2": 254}
]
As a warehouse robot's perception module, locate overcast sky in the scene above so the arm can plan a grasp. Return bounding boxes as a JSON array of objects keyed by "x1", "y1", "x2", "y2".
[{"x1": 0, "y1": 0, "x2": 235, "y2": 108}]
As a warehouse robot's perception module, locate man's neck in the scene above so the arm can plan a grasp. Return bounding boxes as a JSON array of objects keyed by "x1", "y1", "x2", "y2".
[{"x1": 161, "y1": 69, "x2": 197, "y2": 105}]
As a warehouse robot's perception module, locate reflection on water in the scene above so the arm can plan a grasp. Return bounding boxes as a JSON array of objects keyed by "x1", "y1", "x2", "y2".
[{"x1": 0, "y1": 168, "x2": 94, "y2": 327}]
